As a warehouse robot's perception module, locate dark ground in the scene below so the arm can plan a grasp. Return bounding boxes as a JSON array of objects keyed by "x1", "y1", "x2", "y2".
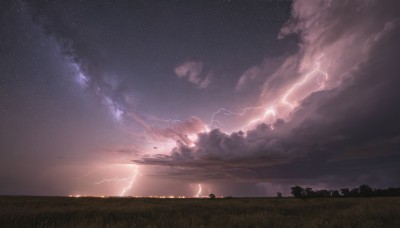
[{"x1": 0, "y1": 196, "x2": 399, "y2": 227}]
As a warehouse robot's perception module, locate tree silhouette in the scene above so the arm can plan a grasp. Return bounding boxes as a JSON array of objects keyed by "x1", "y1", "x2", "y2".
[
  {"x1": 340, "y1": 188, "x2": 350, "y2": 197},
  {"x1": 290, "y1": 185, "x2": 400, "y2": 198},
  {"x1": 332, "y1": 190, "x2": 340, "y2": 197},
  {"x1": 291, "y1": 186, "x2": 306, "y2": 198},
  {"x1": 358, "y1": 184, "x2": 373, "y2": 197}
]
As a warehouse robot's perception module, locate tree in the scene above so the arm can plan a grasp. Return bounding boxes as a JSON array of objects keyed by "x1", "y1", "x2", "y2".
[
  {"x1": 316, "y1": 189, "x2": 331, "y2": 197},
  {"x1": 209, "y1": 193, "x2": 216, "y2": 199},
  {"x1": 340, "y1": 188, "x2": 350, "y2": 197},
  {"x1": 332, "y1": 190, "x2": 341, "y2": 197},
  {"x1": 305, "y1": 187, "x2": 314, "y2": 197},
  {"x1": 358, "y1": 184, "x2": 373, "y2": 197},
  {"x1": 277, "y1": 192, "x2": 282, "y2": 198},
  {"x1": 350, "y1": 187, "x2": 360, "y2": 197},
  {"x1": 288, "y1": 185, "x2": 400, "y2": 198},
  {"x1": 291, "y1": 186, "x2": 306, "y2": 198}
]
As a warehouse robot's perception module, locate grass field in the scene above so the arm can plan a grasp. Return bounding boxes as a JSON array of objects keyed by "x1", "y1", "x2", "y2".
[{"x1": 1, "y1": 196, "x2": 399, "y2": 227}]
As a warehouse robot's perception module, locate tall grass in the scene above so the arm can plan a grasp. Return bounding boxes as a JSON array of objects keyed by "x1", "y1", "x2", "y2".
[{"x1": 0, "y1": 196, "x2": 399, "y2": 227}]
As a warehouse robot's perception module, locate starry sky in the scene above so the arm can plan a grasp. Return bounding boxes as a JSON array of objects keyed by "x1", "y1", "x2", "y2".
[{"x1": 1, "y1": 0, "x2": 400, "y2": 197}]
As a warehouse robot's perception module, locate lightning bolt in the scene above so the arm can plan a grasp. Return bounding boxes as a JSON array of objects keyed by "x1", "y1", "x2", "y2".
[
  {"x1": 209, "y1": 54, "x2": 329, "y2": 132},
  {"x1": 159, "y1": 119, "x2": 183, "y2": 127},
  {"x1": 89, "y1": 164, "x2": 140, "y2": 197},
  {"x1": 195, "y1": 184, "x2": 202, "y2": 198},
  {"x1": 209, "y1": 106, "x2": 262, "y2": 128},
  {"x1": 263, "y1": 106, "x2": 278, "y2": 129},
  {"x1": 77, "y1": 164, "x2": 114, "y2": 179},
  {"x1": 281, "y1": 54, "x2": 328, "y2": 109},
  {"x1": 242, "y1": 54, "x2": 329, "y2": 129},
  {"x1": 120, "y1": 165, "x2": 140, "y2": 196}
]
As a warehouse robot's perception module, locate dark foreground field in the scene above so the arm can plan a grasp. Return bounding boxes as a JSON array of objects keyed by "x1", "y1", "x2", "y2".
[{"x1": 1, "y1": 196, "x2": 399, "y2": 227}]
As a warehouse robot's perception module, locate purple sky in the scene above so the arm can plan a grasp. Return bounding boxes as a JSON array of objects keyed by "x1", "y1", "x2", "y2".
[{"x1": 1, "y1": 0, "x2": 400, "y2": 197}]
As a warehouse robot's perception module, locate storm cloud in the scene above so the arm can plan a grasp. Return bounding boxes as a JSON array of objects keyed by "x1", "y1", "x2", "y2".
[{"x1": 136, "y1": 0, "x2": 400, "y2": 187}]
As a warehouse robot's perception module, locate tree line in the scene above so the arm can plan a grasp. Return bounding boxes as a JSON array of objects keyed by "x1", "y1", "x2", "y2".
[{"x1": 290, "y1": 185, "x2": 400, "y2": 198}]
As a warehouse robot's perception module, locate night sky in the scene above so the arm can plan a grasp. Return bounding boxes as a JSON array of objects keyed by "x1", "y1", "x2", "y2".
[{"x1": 1, "y1": 0, "x2": 400, "y2": 197}]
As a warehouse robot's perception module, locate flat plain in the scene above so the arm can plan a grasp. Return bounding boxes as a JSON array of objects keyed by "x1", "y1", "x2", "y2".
[{"x1": 0, "y1": 196, "x2": 399, "y2": 227}]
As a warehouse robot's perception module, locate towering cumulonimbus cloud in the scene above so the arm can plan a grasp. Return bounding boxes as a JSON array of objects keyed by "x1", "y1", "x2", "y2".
[
  {"x1": 135, "y1": 0, "x2": 400, "y2": 185},
  {"x1": 254, "y1": 0, "x2": 400, "y2": 124}
]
